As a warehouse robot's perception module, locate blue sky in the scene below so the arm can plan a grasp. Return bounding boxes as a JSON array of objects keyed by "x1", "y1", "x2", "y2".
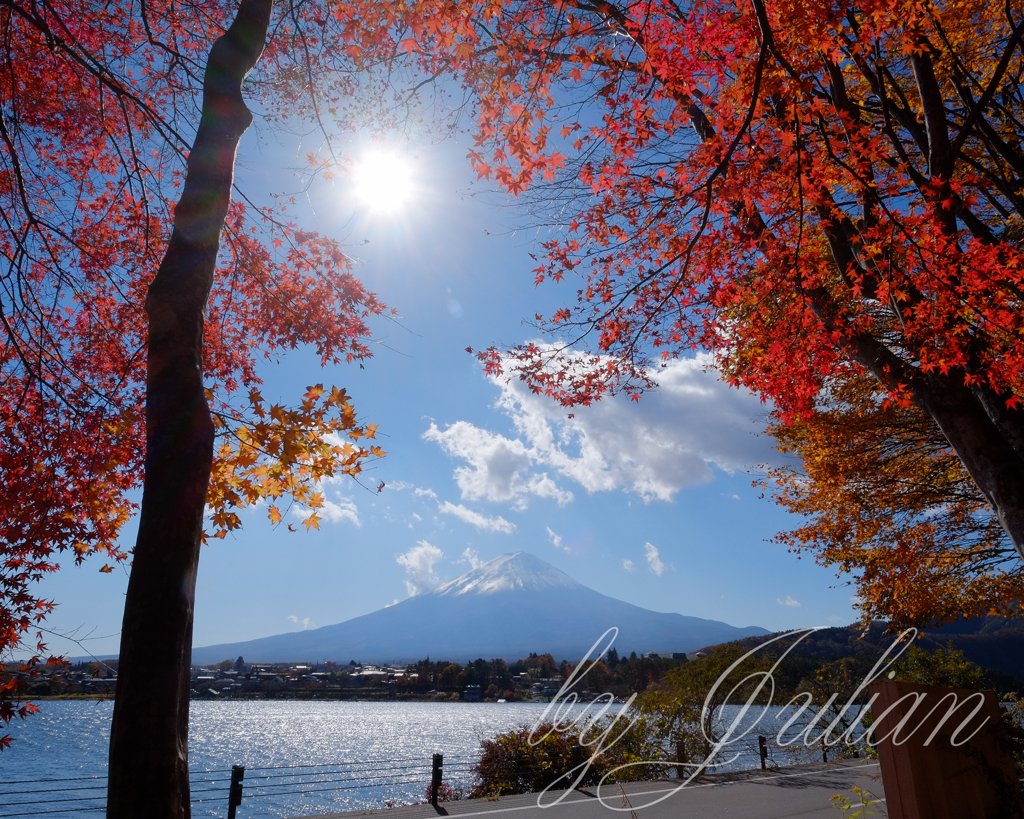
[{"x1": 30, "y1": 130, "x2": 859, "y2": 661}]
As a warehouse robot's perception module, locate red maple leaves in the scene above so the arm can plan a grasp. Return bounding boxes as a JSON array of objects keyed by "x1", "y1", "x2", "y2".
[{"x1": 0, "y1": 0, "x2": 393, "y2": 742}]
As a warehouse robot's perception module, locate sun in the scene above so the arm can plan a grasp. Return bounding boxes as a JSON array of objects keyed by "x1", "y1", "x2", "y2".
[{"x1": 351, "y1": 149, "x2": 415, "y2": 214}]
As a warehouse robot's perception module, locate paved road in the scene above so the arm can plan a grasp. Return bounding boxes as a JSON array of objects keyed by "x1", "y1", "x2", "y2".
[{"x1": 299, "y1": 761, "x2": 887, "y2": 819}]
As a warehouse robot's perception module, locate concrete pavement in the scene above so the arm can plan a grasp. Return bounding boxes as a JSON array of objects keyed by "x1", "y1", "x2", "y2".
[{"x1": 298, "y1": 761, "x2": 887, "y2": 819}]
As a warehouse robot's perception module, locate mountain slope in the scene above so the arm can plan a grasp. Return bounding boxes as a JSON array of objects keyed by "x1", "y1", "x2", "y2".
[
  {"x1": 191, "y1": 553, "x2": 768, "y2": 664},
  {"x1": 696, "y1": 617, "x2": 1024, "y2": 679}
]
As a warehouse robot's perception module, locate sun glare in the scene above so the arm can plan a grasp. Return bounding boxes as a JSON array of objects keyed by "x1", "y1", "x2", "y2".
[{"x1": 351, "y1": 150, "x2": 415, "y2": 214}]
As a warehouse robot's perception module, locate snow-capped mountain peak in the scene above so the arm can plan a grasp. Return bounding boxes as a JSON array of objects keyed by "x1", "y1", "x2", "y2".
[
  {"x1": 192, "y1": 549, "x2": 771, "y2": 664},
  {"x1": 432, "y1": 552, "x2": 583, "y2": 596}
]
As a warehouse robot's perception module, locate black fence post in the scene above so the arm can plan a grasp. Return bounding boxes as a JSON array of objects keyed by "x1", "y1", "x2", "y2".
[
  {"x1": 676, "y1": 739, "x2": 686, "y2": 779},
  {"x1": 821, "y1": 739, "x2": 828, "y2": 764},
  {"x1": 227, "y1": 765, "x2": 245, "y2": 819},
  {"x1": 431, "y1": 753, "x2": 443, "y2": 807},
  {"x1": 758, "y1": 736, "x2": 767, "y2": 770}
]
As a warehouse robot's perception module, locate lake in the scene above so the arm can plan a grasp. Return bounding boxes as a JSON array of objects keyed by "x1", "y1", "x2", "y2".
[
  {"x1": 1, "y1": 699, "x2": 822, "y2": 818},
  {"x1": 2, "y1": 700, "x2": 613, "y2": 818}
]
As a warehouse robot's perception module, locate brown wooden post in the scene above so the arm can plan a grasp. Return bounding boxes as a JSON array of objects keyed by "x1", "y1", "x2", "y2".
[
  {"x1": 676, "y1": 739, "x2": 687, "y2": 779},
  {"x1": 868, "y1": 680, "x2": 1024, "y2": 819}
]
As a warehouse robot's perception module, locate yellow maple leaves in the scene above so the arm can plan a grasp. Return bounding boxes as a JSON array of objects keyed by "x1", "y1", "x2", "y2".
[{"x1": 204, "y1": 384, "x2": 382, "y2": 542}]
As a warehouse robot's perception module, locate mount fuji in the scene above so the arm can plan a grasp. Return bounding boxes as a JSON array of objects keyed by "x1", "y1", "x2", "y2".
[{"x1": 190, "y1": 552, "x2": 768, "y2": 664}]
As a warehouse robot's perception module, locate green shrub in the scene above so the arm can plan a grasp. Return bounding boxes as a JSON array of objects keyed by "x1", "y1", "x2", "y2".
[{"x1": 471, "y1": 716, "x2": 663, "y2": 797}]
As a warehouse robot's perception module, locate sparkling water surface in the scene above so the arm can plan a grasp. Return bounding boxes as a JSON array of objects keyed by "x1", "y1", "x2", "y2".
[
  {"x1": 2, "y1": 700, "x2": 602, "y2": 818},
  {"x1": 2, "y1": 699, "x2": 825, "y2": 818}
]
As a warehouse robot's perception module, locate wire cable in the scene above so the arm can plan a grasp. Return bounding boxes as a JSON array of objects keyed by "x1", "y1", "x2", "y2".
[{"x1": 244, "y1": 772, "x2": 429, "y2": 792}]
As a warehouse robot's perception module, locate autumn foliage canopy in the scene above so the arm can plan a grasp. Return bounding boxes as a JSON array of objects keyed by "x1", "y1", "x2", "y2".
[
  {"x1": 0, "y1": 0, "x2": 394, "y2": 743},
  {"x1": 356, "y1": 0, "x2": 1024, "y2": 622},
  {"x1": 765, "y1": 370, "x2": 1024, "y2": 626},
  {"x1": 3, "y1": 0, "x2": 1024, "y2": 747}
]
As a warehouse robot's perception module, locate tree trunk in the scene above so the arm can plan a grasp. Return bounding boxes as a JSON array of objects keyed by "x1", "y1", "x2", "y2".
[{"x1": 106, "y1": 2, "x2": 272, "y2": 817}]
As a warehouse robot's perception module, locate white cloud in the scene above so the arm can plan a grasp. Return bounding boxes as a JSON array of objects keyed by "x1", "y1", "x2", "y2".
[
  {"x1": 287, "y1": 615, "x2": 314, "y2": 629},
  {"x1": 437, "y1": 501, "x2": 516, "y2": 533},
  {"x1": 318, "y1": 496, "x2": 360, "y2": 526},
  {"x1": 414, "y1": 487, "x2": 438, "y2": 500},
  {"x1": 422, "y1": 421, "x2": 572, "y2": 509},
  {"x1": 385, "y1": 599, "x2": 400, "y2": 608},
  {"x1": 396, "y1": 541, "x2": 444, "y2": 596},
  {"x1": 547, "y1": 527, "x2": 566, "y2": 553},
  {"x1": 461, "y1": 548, "x2": 482, "y2": 569},
  {"x1": 622, "y1": 559, "x2": 635, "y2": 572},
  {"x1": 288, "y1": 615, "x2": 298, "y2": 623},
  {"x1": 424, "y1": 354, "x2": 781, "y2": 507},
  {"x1": 778, "y1": 596, "x2": 801, "y2": 608},
  {"x1": 644, "y1": 542, "x2": 665, "y2": 576},
  {"x1": 292, "y1": 476, "x2": 360, "y2": 527}
]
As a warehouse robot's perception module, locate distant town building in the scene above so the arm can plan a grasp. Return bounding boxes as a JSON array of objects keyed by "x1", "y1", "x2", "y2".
[{"x1": 530, "y1": 679, "x2": 563, "y2": 700}]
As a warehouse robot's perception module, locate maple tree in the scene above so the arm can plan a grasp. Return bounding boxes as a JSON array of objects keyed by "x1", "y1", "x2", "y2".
[
  {"x1": 764, "y1": 370, "x2": 1024, "y2": 627},
  {"x1": 637, "y1": 642, "x2": 774, "y2": 765},
  {"x1": 376, "y1": 0, "x2": 1024, "y2": 565},
  {"x1": 0, "y1": 0, "x2": 399, "y2": 811}
]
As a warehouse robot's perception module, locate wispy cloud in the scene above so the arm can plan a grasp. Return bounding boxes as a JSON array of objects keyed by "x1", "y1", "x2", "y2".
[
  {"x1": 622, "y1": 559, "x2": 635, "y2": 572},
  {"x1": 777, "y1": 596, "x2": 801, "y2": 608},
  {"x1": 292, "y1": 476, "x2": 360, "y2": 527},
  {"x1": 547, "y1": 527, "x2": 567, "y2": 553},
  {"x1": 287, "y1": 615, "x2": 314, "y2": 629},
  {"x1": 644, "y1": 542, "x2": 665, "y2": 576},
  {"x1": 317, "y1": 496, "x2": 360, "y2": 526},
  {"x1": 414, "y1": 487, "x2": 438, "y2": 500},
  {"x1": 438, "y1": 501, "x2": 516, "y2": 534},
  {"x1": 396, "y1": 541, "x2": 444, "y2": 596},
  {"x1": 461, "y1": 548, "x2": 482, "y2": 569}
]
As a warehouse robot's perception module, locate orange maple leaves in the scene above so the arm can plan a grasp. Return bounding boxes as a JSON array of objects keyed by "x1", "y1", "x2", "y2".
[
  {"x1": 206, "y1": 384, "x2": 383, "y2": 539},
  {"x1": 764, "y1": 371, "x2": 1024, "y2": 626}
]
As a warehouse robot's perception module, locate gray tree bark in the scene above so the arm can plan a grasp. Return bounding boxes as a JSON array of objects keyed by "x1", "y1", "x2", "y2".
[{"x1": 106, "y1": 1, "x2": 273, "y2": 816}]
